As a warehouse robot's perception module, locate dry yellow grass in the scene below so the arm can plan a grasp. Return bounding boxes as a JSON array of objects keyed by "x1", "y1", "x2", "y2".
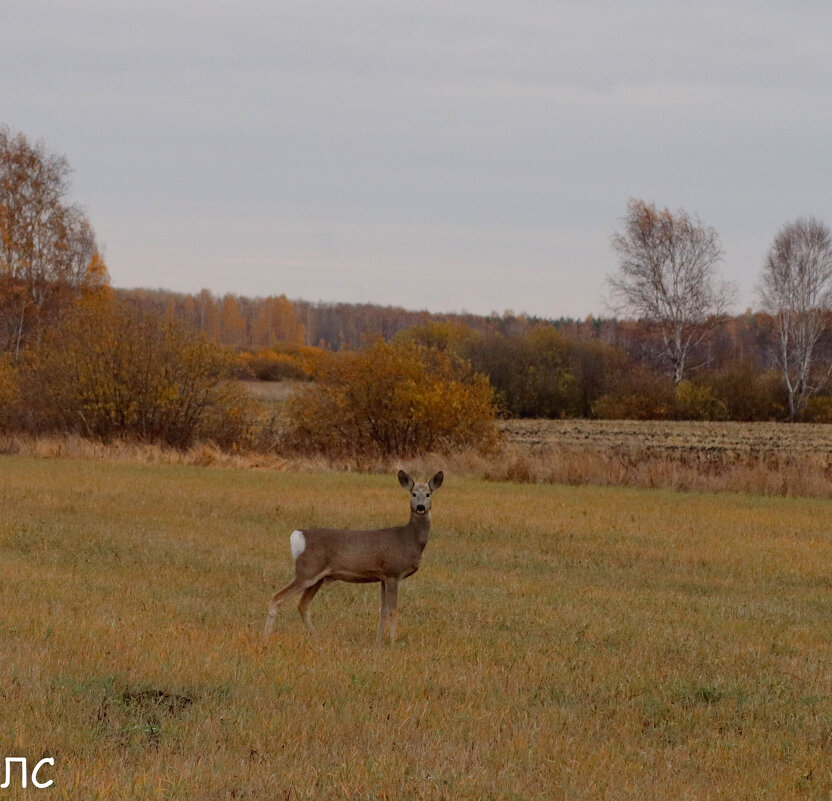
[
  {"x1": 5, "y1": 419, "x2": 832, "y2": 500},
  {"x1": 1, "y1": 456, "x2": 832, "y2": 798},
  {"x1": 500, "y1": 418, "x2": 832, "y2": 457},
  {"x1": 240, "y1": 380, "x2": 303, "y2": 405},
  {"x1": 495, "y1": 419, "x2": 832, "y2": 498}
]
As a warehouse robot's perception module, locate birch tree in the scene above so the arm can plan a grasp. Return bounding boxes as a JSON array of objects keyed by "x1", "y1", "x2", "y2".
[
  {"x1": 759, "y1": 217, "x2": 832, "y2": 420},
  {"x1": 0, "y1": 126, "x2": 103, "y2": 356},
  {"x1": 608, "y1": 199, "x2": 733, "y2": 383}
]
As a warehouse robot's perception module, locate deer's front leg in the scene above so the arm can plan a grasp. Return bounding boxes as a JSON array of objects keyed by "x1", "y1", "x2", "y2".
[
  {"x1": 386, "y1": 578, "x2": 399, "y2": 644},
  {"x1": 376, "y1": 580, "x2": 388, "y2": 643}
]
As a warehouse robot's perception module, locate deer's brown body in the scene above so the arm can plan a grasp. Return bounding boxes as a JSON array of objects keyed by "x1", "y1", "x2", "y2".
[
  {"x1": 297, "y1": 515, "x2": 429, "y2": 583},
  {"x1": 264, "y1": 470, "x2": 443, "y2": 643}
]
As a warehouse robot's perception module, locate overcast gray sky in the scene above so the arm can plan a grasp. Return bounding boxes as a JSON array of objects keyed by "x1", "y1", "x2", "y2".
[{"x1": 3, "y1": 1, "x2": 831, "y2": 317}]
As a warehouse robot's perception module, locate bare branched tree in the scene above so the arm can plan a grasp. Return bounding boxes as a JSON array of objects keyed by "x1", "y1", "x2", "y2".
[
  {"x1": 0, "y1": 126, "x2": 103, "y2": 357},
  {"x1": 607, "y1": 199, "x2": 734, "y2": 384},
  {"x1": 759, "y1": 217, "x2": 832, "y2": 420}
]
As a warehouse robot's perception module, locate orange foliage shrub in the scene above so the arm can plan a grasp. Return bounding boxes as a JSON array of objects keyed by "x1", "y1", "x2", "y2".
[
  {"x1": 282, "y1": 339, "x2": 497, "y2": 456},
  {"x1": 238, "y1": 347, "x2": 312, "y2": 381},
  {"x1": 19, "y1": 295, "x2": 258, "y2": 448}
]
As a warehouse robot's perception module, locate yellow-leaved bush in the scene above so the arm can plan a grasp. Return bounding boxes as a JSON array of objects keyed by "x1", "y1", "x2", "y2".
[
  {"x1": 19, "y1": 294, "x2": 259, "y2": 448},
  {"x1": 282, "y1": 339, "x2": 498, "y2": 457},
  {"x1": 238, "y1": 346, "x2": 315, "y2": 381}
]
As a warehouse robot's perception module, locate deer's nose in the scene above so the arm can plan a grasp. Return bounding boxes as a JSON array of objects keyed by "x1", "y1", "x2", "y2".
[{"x1": 416, "y1": 504, "x2": 426, "y2": 513}]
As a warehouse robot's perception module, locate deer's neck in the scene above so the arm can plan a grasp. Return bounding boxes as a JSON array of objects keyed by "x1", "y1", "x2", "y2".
[{"x1": 405, "y1": 510, "x2": 432, "y2": 549}]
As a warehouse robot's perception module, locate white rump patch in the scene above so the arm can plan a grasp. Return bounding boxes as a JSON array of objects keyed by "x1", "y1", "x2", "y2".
[{"x1": 289, "y1": 530, "x2": 306, "y2": 561}]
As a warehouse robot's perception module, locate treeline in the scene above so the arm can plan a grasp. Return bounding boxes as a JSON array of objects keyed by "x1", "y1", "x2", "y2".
[
  {"x1": 0, "y1": 127, "x2": 496, "y2": 455},
  {"x1": 0, "y1": 288, "x2": 258, "y2": 448},
  {"x1": 117, "y1": 287, "x2": 548, "y2": 350},
  {"x1": 119, "y1": 287, "x2": 832, "y2": 422},
  {"x1": 6, "y1": 123, "x2": 832, "y2": 447},
  {"x1": 118, "y1": 286, "x2": 793, "y2": 376},
  {"x1": 114, "y1": 199, "x2": 832, "y2": 425},
  {"x1": 395, "y1": 321, "x2": 797, "y2": 422}
]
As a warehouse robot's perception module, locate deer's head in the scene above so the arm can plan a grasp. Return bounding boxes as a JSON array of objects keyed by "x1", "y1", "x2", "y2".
[{"x1": 398, "y1": 470, "x2": 443, "y2": 516}]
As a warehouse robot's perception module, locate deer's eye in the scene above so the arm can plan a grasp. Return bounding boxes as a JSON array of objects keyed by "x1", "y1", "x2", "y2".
[
  {"x1": 411, "y1": 492, "x2": 416, "y2": 497},
  {"x1": 426, "y1": 493, "x2": 431, "y2": 497}
]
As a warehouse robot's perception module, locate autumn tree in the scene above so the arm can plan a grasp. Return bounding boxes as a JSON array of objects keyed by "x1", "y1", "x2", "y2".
[
  {"x1": 393, "y1": 320, "x2": 482, "y2": 356},
  {"x1": 608, "y1": 199, "x2": 733, "y2": 383},
  {"x1": 283, "y1": 339, "x2": 497, "y2": 457},
  {"x1": 182, "y1": 293, "x2": 197, "y2": 327},
  {"x1": 164, "y1": 296, "x2": 177, "y2": 324},
  {"x1": 759, "y1": 217, "x2": 832, "y2": 420},
  {"x1": 20, "y1": 294, "x2": 256, "y2": 447},
  {"x1": 220, "y1": 294, "x2": 247, "y2": 346},
  {"x1": 252, "y1": 295, "x2": 304, "y2": 348},
  {"x1": 196, "y1": 289, "x2": 220, "y2": 342},
  {"x1": 465, "y1": 328, "x2": 579, "y2": 418},
  {"x1": 0, "y1": 126, "x2": 106, "y2": 356}
]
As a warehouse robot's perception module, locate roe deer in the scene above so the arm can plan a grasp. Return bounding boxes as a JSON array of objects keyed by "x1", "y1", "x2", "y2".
[{"x1": 263, "y1": 470, "x2": 444, "y2": 644}]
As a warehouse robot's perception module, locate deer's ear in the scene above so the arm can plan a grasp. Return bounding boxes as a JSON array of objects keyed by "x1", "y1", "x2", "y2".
[
  {"x1": 429, "y1": 471, "x2": 444, "y2": 492},
  {"x1": 398, "y1": 470, "x2": 414, "y2": 491}
]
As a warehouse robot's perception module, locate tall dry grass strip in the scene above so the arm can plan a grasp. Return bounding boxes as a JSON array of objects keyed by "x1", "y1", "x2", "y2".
[{"x1": 3, "y1": 418, "x2": 832, "y2": 498}]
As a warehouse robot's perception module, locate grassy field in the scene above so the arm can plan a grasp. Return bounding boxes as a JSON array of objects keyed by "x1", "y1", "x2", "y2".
[
  {"x1": 2, "y1": 457, "x2": 832, "y2": 799},
  {"x1": 240, "y1": 380, "x2": 303, "y2": 406}
]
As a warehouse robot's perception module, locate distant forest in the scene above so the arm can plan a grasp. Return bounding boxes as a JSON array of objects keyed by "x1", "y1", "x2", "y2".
[
  {"x1": 115, "y1": 286, "x2": 789, "y2": 369},
  {"x1": 116, "y1": 286, "x2": 779, "y2": 360},
  {"x1": 116, "y1": 287, "x2": 832, "y2": 423},
  {"x1": 6, "y1": 124, "x2": 832, "y2": 433}
]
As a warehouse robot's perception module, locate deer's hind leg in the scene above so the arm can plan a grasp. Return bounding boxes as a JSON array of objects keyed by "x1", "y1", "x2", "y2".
[
  {"x1": 298, "y1": 578, "x2": 325, "y2": 632},
  {"x1": 264, "y1": 576, "x2": 311, "y2": 637}
]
